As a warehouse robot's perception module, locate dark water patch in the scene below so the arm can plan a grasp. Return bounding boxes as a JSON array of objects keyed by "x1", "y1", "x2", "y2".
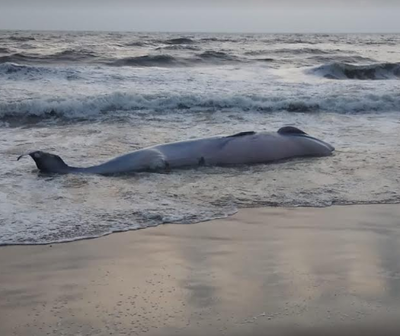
[
  {"x1": 0, "y1": 53, "x2": 42, "y2": 64},
  {"x1": 51, "y1": 49, "x2": 99, "y2": 61},
  {"x1": 245, "y1": 48, "x2": 343, "y2": 57},
  {"x1": 8, "y1": 35, "x2": 36, "y2": 42},
  {"x1": 155, "y1": 45, "x2": 200, "y2": 51},
  {"x1": 111, "y1": 51, "x2": 242, "y2": 67},
  {"x1": 164, "y1": 37, "x2": 195, "y2": 45},
  {"x1": 274, "y1": 48, "x2": 336, "y2": 55},
  {"x1": 199, "y1": 37, "x2": 238, "y2": 43},
  {"x1": 111, "y1": 54, "x2": 183, "y2": 67},
  {"x1": 264, "y1": 37, "x2": 321, "y2": 45},
  {"x1": 244, "y1": 50, "x2": 268, "y2": 56},
  {"x1": 200, "y1": 37, "x2": 219, "y2": 42},
  {"x1": 197, "y1": 50, "x2": 239, "y2": 62},
  {"x1": 311, "y1": 55, "x2": 376, "y2": 64},
  {"x1": 123, "y1": 41, "x2": 147, "y2": 47},
  {"x1": 254, "y1": 58, "x2": 275, "y2": 62},
  {"x1": 0, "y1": 47, "x2": 11, "y2": 54}
]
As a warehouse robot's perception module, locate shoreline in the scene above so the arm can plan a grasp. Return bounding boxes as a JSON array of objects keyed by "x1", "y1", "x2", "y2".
[
  {"x1": 2, "y1": 204, "x2": 400, "y2": 335},
  {"x1": 3, "y1": 202, "x2": 400, "y2": 247}
]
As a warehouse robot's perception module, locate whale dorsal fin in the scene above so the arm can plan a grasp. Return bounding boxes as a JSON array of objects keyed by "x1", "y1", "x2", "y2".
[
  {"x1": 227, "y1": 131, "x2": 256, "y2": 138},
  {"x1": 278, "y1": 126, "x2": 307, "y2": 135}
]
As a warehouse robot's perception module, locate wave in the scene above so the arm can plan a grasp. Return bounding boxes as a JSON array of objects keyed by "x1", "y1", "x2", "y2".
[
  {"x1": 164, "y1": 37, "x2": 195, "y2": 45},
  {"x1": 311, "y1": 62, "x2": 400, "y2": 80},
  {"x1": 0, "y1": 53, "x2": 40, "y2": 64},
  {"x1": 111, "y1": 54, "x2": 184, "y2": 67},
  {"x1": 275, "y1": 48, "x2": 334, "y2": 55},
  {"x1": 0, "y1": 62, "x2": 50, "y2": 76},
  {"x1": 111, "y1": 51, "x2": 241, "y2": 67},
  {"x1": 155, "y1": 45, "x2": 200, "y2": 51},
  {"x1": 0, "y1": 62, "x2": 81, "y2": 80},
  {"x1": 199, "y1": 37, "x2": 239, "y2": 43},
  {"x1": 51, "y1": 49, "x2": 99, "y2": 61},
  {"x1": 0, "y1": 49, "x2": 100, "y2": 64},
  {"x1": 200, "y1": 37, "x2": 219, "y2": 42},
  {"x1": 8, "y1": 36, "x2": 36, "y2": 42},
  {"x1": 123, "y1": 41, "x2": 147, "y2": 47},
  {"x1": 244, "y1": 48, "x2": 334, "y2": 57},
  {"x1": 265, "y1": 37, "x2": 320, "y2": 45},
  {"x1": 197, "y1": 50, "x2": 238, "y2": 61},
  {"x1": 0, "y1": 49, "x2": 241, "y2": 67},
  {"x1": 254, "y1": 58, "x2": 275, "y2": 62},
  {"x1": 310, "y1": 55, "x2": 376, "y2": 64},
  {"x1": 0, "y1": 47, "x2": 11, "y2": 54},
  {"x1": 1, "y1": 92, "x2": 400, "y2": 122}
]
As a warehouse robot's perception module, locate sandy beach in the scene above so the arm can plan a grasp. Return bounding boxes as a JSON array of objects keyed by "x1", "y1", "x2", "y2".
[{"x1": 2, "y1": 204, "x2": 400, "y2": 336}]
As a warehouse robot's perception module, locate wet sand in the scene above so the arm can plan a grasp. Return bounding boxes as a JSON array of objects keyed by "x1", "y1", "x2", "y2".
[{"x1": 1, "y1": 205, "x2": 400, "y2": 336}]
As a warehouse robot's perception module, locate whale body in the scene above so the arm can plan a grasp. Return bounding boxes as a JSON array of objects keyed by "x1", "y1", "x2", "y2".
[{"x1": 18, "y1": 127, "x2": 334, "y2": 175}]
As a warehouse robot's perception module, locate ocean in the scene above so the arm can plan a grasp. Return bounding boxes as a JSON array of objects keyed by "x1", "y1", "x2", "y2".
[{"x1": 1, "y1": 31, "x2": 399, "y2": 245}]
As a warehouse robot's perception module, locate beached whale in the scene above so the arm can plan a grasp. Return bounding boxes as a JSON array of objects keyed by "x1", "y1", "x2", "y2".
[{"x1": 18, "y1": 127, "x2": 334, "y2": 175}]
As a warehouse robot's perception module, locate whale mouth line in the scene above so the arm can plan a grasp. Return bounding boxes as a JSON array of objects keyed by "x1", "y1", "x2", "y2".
[
  {"x1": 279, "y1": 130, "x2": 334, "y2": 152},
  {"x1": 297, "y1": 134, "x2": 335, "y2": 152}
]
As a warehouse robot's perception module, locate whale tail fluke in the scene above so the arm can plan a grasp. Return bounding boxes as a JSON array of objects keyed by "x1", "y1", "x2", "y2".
[{"x1": 18, "y1": 151, "x2": 71, "y2": 173}]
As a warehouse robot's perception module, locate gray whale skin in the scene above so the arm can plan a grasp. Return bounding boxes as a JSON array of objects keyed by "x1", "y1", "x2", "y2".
[{"x1": 18, "y1": 127, "x2": 334, "y2": 175}]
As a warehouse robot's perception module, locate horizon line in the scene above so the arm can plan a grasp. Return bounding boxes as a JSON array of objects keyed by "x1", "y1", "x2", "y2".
[{"x1": 1, "y1": 28, "x2": 400, "y2": 35}]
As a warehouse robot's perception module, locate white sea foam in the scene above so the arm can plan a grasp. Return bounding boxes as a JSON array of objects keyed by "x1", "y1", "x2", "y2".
[{"x1": 1, "y1": 91, "x2": 400, "y2": 121}]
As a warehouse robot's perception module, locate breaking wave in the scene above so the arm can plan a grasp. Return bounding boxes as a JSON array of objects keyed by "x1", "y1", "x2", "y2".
[
  {"x1": 1, "y1": 92, "x2": 399, "y2": 121},
  {"x1": 311, "y1": 62, "x2": 400, "y2": 80},
  {"x1": 0, "y1": 62, "x2": 81, "y2": 80},
  {"x1": 111, "y1": 51, "x2": 241, "y2": 67}
]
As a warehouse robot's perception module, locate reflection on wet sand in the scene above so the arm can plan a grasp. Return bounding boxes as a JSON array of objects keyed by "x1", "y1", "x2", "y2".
[{"x1": 1, "y1": 205, "x2": 400, "y2": 335}]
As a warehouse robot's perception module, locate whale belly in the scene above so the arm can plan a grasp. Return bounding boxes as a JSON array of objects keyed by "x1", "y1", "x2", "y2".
[{"x1": 84, "y1": 149, "x2": 167, "y2": 174}]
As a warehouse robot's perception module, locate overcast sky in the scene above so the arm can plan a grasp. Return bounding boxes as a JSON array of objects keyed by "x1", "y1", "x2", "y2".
[{"x1": 1, "y1": 0, "x2": 399, "y2": 33}]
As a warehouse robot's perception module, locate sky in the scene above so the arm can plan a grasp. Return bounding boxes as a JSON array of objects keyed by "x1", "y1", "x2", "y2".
[{"x1": 1, "y1": 0, "x2": 400, "y2": 33}]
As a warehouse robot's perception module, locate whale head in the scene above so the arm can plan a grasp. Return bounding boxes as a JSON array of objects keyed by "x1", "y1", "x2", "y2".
[
  {"x1": 18, "y1": 151, "x2": 70, "y2": 173},
  {"x1": 278, "y1": 126, "x2": 335, "y2": 155}
]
